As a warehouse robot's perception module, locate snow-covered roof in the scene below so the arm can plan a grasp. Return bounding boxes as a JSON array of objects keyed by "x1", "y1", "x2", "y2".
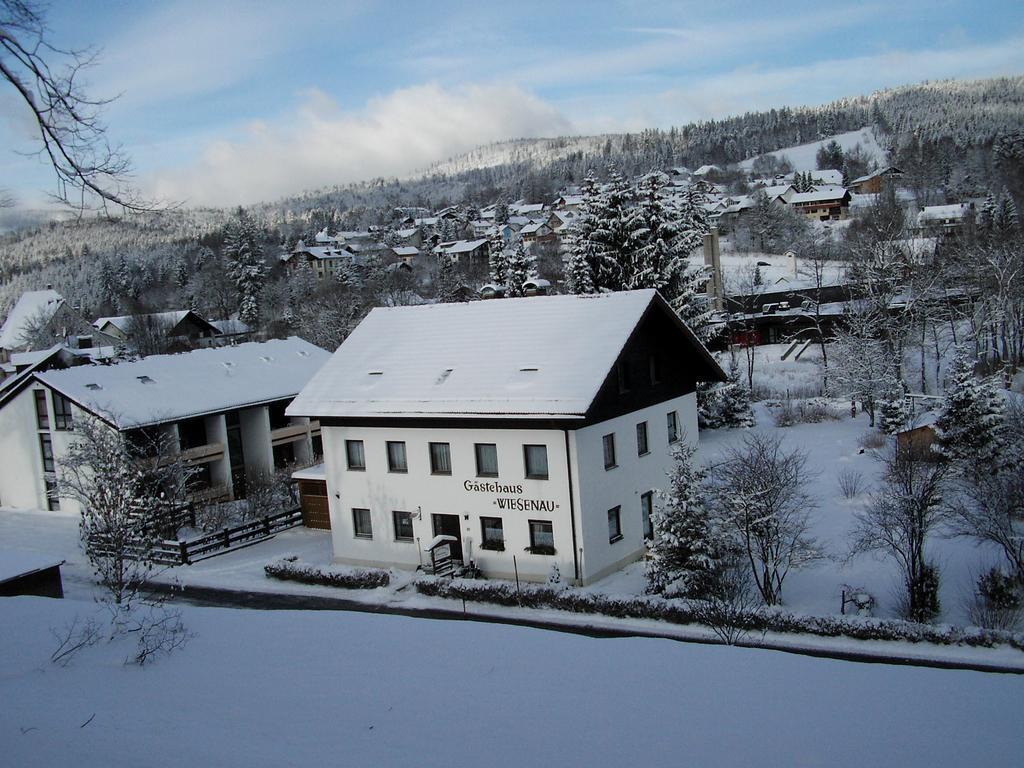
[
  {"x1": 209, "y1": 318, "x2": 251, "y2": 336},
  {"x1": 692, "y1": 165, "x2": 719, "y2": 176},
  {"x1": 789, "y1": 189, "x2": 850, "y2": 205},
  {"x1": 0, "y1": 290, "x2": 65, "y2": 349},
  {"x1": 918, "y1": 204, "x2": 971, "y2": 222},
  {"x1": 291, "y1": 463, "x2": 326, "y2": 481},
  {"x1": 435, "y1": 239, "x2": 488, "y2": 255},
  {"x1": 511, "y1": 203, "x2": 545, "y2": 214},
  {"x1": 287, "y1": 290, "x2": 720, "y2": 421},
  {"x1": 392, "y1": 246, "x2": 420, "y2": 257},
  {"x1": 36, "y1": 337, "x2": 330, "y2": 430},
  {"x1": 851, "y1": 166, "x2": 903, "y2": 185},
  {"x1": 396, "y1": 228, "x2": 419, "y2": 238},
  {"x1": 0, "y1": 550, "x2": 64, "y2": 584},
  {"x1": 93, "y1": 310, "x2": 192, "y2": 334}
]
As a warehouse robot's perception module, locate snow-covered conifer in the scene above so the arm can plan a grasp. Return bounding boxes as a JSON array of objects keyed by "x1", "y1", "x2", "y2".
[
  {"x1": 223, "y1": 207, "x2": 268, "y2": 325},
  {"x1": 647, "y1": 441, "x2": 723, "y2": 597},
  {"x1": 878, "y1": 376, "x2": 911, "y2": 435},
  {"x1": 935, "y1": 350, "x2": 1005, "y2": 468},
  {"x1": 504, "y1": 242, "x2": 534, "y2": 298}
]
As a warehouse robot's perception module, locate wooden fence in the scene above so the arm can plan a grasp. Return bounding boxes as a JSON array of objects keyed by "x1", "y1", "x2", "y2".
[
  {"x1": 90, "y1": 506, "x2": 304, "y2": 567},
  {"x1": 155, "y1": 507, "x2": 304, "y2": 565}
]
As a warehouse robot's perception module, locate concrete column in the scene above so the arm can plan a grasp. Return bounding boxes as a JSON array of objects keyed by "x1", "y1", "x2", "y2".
[
  {"x1": 240, "y1": 406, "x2": 273, "y2": 480},
  {"x1": 204, "y1": 413, "x2": 230, "y2": 494}
]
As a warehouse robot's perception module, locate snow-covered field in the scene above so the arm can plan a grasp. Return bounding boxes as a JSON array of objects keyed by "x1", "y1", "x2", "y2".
[
  {"x1": 2, "y1": 594, "x2": 1021, "y2": 768},
  {"x1": 737, "y1": 127, "x2": 887, "y2": 173}
]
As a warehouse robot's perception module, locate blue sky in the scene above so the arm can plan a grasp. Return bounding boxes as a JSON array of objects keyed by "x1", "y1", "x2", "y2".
[{"x1": 2, "y1": 0, "x2": 1023, "y2": 208}]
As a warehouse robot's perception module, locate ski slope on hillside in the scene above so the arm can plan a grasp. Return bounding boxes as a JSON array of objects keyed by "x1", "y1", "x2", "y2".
[{"x1": 738, "y1": 127, "x2": 888, "y2": 172}]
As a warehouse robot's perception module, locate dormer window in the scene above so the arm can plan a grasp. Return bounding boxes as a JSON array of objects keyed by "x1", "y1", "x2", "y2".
[{"x1": 137, "y1": 375, "x2": 154, "y2": 384}]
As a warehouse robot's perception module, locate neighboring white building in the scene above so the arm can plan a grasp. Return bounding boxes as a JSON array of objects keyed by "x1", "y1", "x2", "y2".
[
  {"x1": 287, "y1": 290, "x2": 725, "y2": 585},
  {"x1": 0, "y1": 338, "x2": 330, "y2": 514}
]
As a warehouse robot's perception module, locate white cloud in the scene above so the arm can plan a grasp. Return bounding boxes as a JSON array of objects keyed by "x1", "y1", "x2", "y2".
[
  {"x1": 144, "y1": 82, "x2": 572, "y2": 207},
  {"x1": 91, "y1": 1, "x2": 363, "y2": 109}
]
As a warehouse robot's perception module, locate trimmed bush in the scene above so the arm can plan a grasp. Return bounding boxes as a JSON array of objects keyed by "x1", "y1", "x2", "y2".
[
  {"x1": 265, "y1": 555, "x2": 389, "y2": 589},
  {"x1": 414, "y1": 577, "x2": 1024, "y2": 651}
]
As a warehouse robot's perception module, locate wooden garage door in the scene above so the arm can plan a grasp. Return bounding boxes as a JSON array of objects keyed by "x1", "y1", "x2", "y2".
[{"x1": 298, "y1": 480, "x2": 331, "y2": 530}]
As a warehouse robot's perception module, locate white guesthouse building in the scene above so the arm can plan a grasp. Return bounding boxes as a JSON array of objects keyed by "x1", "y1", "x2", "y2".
[
  {"x1": 0, "y1": 338, "x2": 330, "y2": 514},
  {"x1": 287, "y1": 289, "x2": 725, "y2": 585}
]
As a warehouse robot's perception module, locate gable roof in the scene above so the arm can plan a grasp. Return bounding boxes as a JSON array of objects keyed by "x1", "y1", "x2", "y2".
[
  {"x1": 0, "y1": 290, "x2": 65, "y2": 349},
  {"x1": 287, "y1": 290, "x2": 723, "y2": 421},
  {"x1": 35, "y1": 337, "x2": 330, "y2": 430},
  {"x1": 788, "y1": 189, "x2": 850, "y2": 205},
  {"x1": 435, "y1": 239, "x2": 488, "y2": 255}
]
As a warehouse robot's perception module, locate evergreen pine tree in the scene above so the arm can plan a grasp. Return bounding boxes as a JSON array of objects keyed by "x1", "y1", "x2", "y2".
[
  {"x1": 715, "y1": 356, "x2": 755, "y2": 427},
  {"x1": 934, "y1": 350, "x2": 1005, "y2": 468},
  {"x1": 993, "y1": 190, "x2": 1019, "y2": 239},
  {"x1": 979, "y1": 192, "x2": 997, "y2": 235},
  {"x1": 646, "y1": 441, "x2": 724, "y2": 597},
  {"x1": 487, "y1": 232, "x2": 509, "y2": 287},
  {"x1": 878, "y1": 376, "x2": 911, "y2": 435},
  {"x1": 563, "y1": 170, "x2": 602, "y2": 294},
  {"x1": 222, "y1": 207, "x2": 268, "y2": 326},
  {"x1": 589, "y1": 165, "x2": 632, "y2": 290},
  {"x1": 435, "y1": 255, "x2": 463, "y2": 303},
  {"x1": 504, "y1": 242, "x2": 534, "y2": 298}
]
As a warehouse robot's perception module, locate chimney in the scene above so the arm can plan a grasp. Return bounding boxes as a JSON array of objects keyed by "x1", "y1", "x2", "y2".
[
  {"x1": 703, "y1": 229, "x2": 723, "y2": 310},
  {"x1": 787, "y1": 249, "x2": 798, "y2": 278}
]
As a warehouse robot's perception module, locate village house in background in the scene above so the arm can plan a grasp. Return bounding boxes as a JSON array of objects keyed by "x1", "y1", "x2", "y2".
[
  {"x1": 0, "y1": 338, "x2": 330, "y2": 514},
  {"x1": 286, "y1": 290, "x2": 725, "y2": 585}
]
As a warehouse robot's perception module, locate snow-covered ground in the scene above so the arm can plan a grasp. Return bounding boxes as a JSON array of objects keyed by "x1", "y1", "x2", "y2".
[
  {"x1": 0, "y1": 391, "x2": 1007, "y2": 633},
  {"x1": 737, "y1": 127, "x2": 887, "y2": 173},
  {"x1": 2, "y1": 595, "x2": 1021, "y2": 768}
]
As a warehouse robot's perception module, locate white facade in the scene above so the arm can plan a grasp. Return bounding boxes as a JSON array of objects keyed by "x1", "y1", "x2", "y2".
[
  {"x1": 0, "y1": 339, "x2": 329, "y2": 514},
  {"x1": 287, "y1": 290, "x2": 724, "y2": 586},
  {"x1": 320, "y1": 393, "x2": 697, "y2": 585}
]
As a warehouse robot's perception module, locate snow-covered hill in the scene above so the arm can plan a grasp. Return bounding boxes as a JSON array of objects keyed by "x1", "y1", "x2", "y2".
[{"x1": 737, "y1": 127, "x2": 888, "y2": 172}]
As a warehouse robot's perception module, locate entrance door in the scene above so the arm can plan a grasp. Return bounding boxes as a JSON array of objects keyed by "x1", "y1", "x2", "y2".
[{"x1": 431, "y1": 514, "x2": 463, "y2": 561}]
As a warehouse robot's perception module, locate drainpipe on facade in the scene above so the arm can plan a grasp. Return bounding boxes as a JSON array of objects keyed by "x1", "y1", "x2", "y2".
[{"x1": 563, "y1": 430, "x2": 581, "y2": 585}]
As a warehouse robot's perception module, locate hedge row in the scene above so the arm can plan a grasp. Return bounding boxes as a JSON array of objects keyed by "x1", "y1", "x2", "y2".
[
  {"x1": 265, "y1": 556, "x2": 390, "y2": 589},
  {"x1": 415, "y1": 577, "x2": 1024, "y2": 651}
]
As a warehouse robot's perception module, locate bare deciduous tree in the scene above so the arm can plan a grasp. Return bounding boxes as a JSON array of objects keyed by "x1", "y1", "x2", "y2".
[
  {"x1": 711, "y1": 434, "x2": 821, "y2": 606},
  {"x1": 1, "y1": 0, "x2": 159, "y2": 214},
  {"x1": 849, "y1": 445, "x2": 949, "y2": 622},
  {"x1": 57, "y1": 413, "x2": 191, "y2": 606}
]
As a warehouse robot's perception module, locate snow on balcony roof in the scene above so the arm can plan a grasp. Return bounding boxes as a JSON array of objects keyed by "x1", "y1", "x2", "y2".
[
  {"x1": 287, "y1": 290, "x2": 715, "y2": 420},
  {"x1": 36, "y1": 337, "x2": 330, "y2": 430},
  {"x1": 0, "y1": 290, "x2": 65, "y2": 349}
]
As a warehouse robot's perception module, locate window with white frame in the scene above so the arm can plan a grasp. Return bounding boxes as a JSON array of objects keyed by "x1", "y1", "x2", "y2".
[
  {"x1": 528, "y1": 520, "x2": 555, "y2": 554},
  {"x1": 667, "y1": 411, "x2": 679, "y2": 444},
  {"x1": 480, "y1": 517, "x2": 504, "y2": 550},
  {"x1": 603, "y1": 433, "x2": 616, "y2": 470},
  {"x1": 392, "y1": 510, "x2": 414, "y2": 541},
  {"x1": 523, "y1": 444, "x2": 548, "y2": 479},
  {"x1": 386, "y1": 441, "x2": 407, "y2": 473},
  {"x1": 475, "y1": 443, "x2": 498, "y2": 477},
  {"x1": 429, "y1": 442, "x2": 452, "y2": 475},
  {"x1": 608, "y1": 506, "x2": 623, "y2": 543},
  {"x1": 641, "y1": 491, "x2": 654, "y2": 540},
  {"x1": 346, "y1": 439, "x2": 366, "y2": 470},
  {"x1": 352, "y1": 508, "x2": 373, "y2": 538}
]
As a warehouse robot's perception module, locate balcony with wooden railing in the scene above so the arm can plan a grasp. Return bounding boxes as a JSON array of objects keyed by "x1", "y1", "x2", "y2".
[{"x1": 270, "y1": 420, "x2": 320, "y2": 447}]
